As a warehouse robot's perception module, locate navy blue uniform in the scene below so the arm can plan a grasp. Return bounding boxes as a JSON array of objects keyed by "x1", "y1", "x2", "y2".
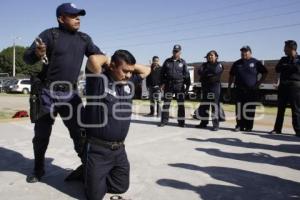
[
  {"x1": 230, "y1": 58, "x2": 267, "y2": 130},
  {"x1": 84, "y1": 71, "x2": 142, "y2": 200},
  {"x1": 274, "y1": 55, "x2": 300, "y2": 135},
  {"x1": 197, "y1": 62, "x2": 223, "y2": 128},
  {"x1": 23, "y1": 26, "x2": 101, "y2": 176},
  {"x1": 146, "y1": 65, "x2": 162, "y2": 116},
  {"x1": 161, "y1": 57, "x2": 190, "y2": 125}
]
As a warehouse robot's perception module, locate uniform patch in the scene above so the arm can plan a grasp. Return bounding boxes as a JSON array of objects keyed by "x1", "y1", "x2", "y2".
[
  {"x1": 250, "y1": 63, "x2": 255, "y2": 68},
  {"x1": 179, "y1": 63, "x2": 183, "y2": 68},
  {"x1": 105, "y1": 88, "x2": 117, "y2": 97},
  {"x1": 124, "y1": 85, "x2": 131, "y2": 94}
]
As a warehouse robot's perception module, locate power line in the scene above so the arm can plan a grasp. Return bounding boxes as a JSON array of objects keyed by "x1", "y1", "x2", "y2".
[
  {"x1": 99, "y1": 0, "x2": 263, "y2": 36},
  {"x1": 102, "y1": 23, "x2": 300, "y2": 49},
  {"x1": 100, "y1": 0, "x2": 298, "y2": 39},
  {"x1": 104, "y1": 9, "x2": 300, "y2": 42}
]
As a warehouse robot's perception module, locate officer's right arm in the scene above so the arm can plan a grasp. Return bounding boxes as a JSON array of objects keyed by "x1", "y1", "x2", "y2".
[
  {"x1": 86, "y1": 54, "x2": 110, "y2": 74},
  {"x1": 23, "y1": 30, "x2": 49, "y2": 65},
  {"x1": 160, "y1": 60, "x2": 168, "y2": 89}
]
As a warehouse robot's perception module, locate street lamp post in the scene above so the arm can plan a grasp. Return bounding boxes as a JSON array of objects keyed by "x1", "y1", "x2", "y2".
[{"x1": 12, "y1": 37, "x2": 21, "y2": 77}]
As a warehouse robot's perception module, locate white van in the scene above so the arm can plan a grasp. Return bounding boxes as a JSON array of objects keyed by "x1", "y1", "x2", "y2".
[{"x1": 9, "y1": 79, "x2": 31, "y2": 94}]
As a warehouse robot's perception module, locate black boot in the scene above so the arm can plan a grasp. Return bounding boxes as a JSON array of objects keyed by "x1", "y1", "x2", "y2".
[
  {"x1": 26, "y1": 169, "x2": 45, "y2": 183},
  {"x1": 65, "y1": 164, "x2": 84, "y2": 182}
]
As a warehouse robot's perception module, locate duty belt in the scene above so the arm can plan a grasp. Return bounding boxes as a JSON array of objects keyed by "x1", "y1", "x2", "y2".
[
  {"x1": 43, "y1": 81, "x2": 77, "y2": 92},
  {"x1": 88, "y1": 137, "x2": 124, "y2": 151}
]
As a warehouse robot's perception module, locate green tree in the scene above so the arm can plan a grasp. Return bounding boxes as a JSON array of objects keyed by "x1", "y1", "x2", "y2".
[{"x1": 0, "y1": 46, "x2": 42, "y2": 77}]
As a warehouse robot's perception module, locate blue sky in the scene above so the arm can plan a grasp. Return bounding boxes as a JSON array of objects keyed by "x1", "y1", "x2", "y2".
[{"x1": 1, "y1": 0, "x2": 300, "y2": 64}]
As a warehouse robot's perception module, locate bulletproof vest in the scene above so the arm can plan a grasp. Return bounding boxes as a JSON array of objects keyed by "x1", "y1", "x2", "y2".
[
  {"x1": 280, "y1": 56, "x2": 300, "y2": 82},
  {"x1": 164, "y1": 58, "x2": 186, "y2": 81}
]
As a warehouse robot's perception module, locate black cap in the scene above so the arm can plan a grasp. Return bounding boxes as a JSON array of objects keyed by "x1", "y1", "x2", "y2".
[
  {"x1": 173, "y1": 44, "x2": 182, "y2": 52},
  {"x1": 240, "y1": 45, "x2": 252, "y2": 52},
  {"x1": 205, "y1": 50, "x2": 219, "y2": 58},
  {"x1": 56, "y1": 3, "x2": 86, "y2": 18},
  {"x1": 285, "y1": 40, "x2": 297, "y2": 50}
]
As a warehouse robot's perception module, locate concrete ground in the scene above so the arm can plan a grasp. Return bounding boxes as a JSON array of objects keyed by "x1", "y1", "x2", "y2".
[{"x1": 0, "y1": 96, "x2": 299, "y2": 200}]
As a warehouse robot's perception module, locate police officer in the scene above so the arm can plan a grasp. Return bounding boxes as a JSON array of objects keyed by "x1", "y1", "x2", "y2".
[
  {"x1": 195, "y1": 50, "x2": 223, "y2": 131},
  {"x1": 270, "y1": 40, "x2": 300, "y2": 137},
  {"x1": 83, "y1": 50, "x2": 150, "y2": 200},
  {"x1": 146, "y1": 56, "x2": 162, "y2": 117},
  {"x1": 227, "y1": 46, "x2": 268, "y2": 132},
  {"x1": 160, "y1": 45, "x2": 190, "y2": 127},
  {"x1": 23, "y1": 3, "x2": 101, "y2": 183}
]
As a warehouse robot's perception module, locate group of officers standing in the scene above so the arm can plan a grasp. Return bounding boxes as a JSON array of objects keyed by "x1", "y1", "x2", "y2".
[
  {"x1": 146, "y1": 41, "x2": 300, "y2": 137},
  {"x1": 21, "y1": 2, "x2": 299, "y2": 200}
]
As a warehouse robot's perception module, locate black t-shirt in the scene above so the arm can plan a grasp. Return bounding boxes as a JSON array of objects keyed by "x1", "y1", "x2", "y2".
[
  {"x1": 146, "y1": 65, "x2": 162, "y2": 87},
  {"x1": 84, "y1": 71, "x2": 142, "y2": 142},
  {"x1": 276, "y1": 55, "x2": 300, "y2": 82},
  {"x1": 230, "y1": 58, "x2": 267, "y2": 88},
  {"x1": 24, "y1": 27, "x2": 101, "y2": 82}
]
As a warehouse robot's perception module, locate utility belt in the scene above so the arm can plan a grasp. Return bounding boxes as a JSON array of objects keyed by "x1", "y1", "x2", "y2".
[
  {"x1": 43, "y1": 80, "x2": 78, "y2": 92},
  {"x1": 88, "y1": 136, "x2": 124, "y2": 151},
  {"x1": 167, "y1": 79, "x2": 184, "y2": 85}
]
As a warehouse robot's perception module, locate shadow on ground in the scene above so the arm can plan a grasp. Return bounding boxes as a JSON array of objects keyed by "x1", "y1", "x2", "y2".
[
  {"x1": 0, "y1": 147, "x2": 85, "y2": 200},
  {"x1": 157, "y1": 163, "x2": 300, "y2": 200}
]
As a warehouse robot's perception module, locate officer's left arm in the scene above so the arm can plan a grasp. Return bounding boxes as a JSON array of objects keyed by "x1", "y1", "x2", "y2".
[
  {"x1": 256, "y1": 61, "x2": 268, "y2": 87},
  {"x1": 133, "y1": 64, "x2": 151, "y2": 79},
  {"x1": 86, "y1": 54, "x2": 110, "y2": 74},
  {"x1": 85, "y1": 35, "x2": 103, "y2": 57}
]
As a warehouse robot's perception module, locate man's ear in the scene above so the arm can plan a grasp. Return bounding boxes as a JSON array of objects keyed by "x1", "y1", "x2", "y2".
[{"x1": 57, "y1": 16, "x2": 64, "y2": 24}]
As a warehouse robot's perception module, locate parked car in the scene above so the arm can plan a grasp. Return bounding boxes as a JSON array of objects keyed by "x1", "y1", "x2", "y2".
[
  {"x1": 2, "y1": 78, "x2": 17, "y2": 93},
  {"x1": 0, "y1": 79, "x2": 4, "y2": 93},
  {"x1": 8, "y1": 78, "x2": 31, "y2": 94}
]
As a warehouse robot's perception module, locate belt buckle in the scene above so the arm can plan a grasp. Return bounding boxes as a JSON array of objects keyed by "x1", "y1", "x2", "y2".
[{"x1": 111, "y1": 143, "x2": 121, "y2": 151}]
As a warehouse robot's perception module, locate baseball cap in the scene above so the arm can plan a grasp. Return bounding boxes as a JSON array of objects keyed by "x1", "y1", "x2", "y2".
[
  {"x1": 240, "y1": 45, "x2": 252, "y2": 52},
  {"x1": 56, "y1": 3, "x2": 86, "y2": 17},
  {"x1": 285, "y1": 40, "x2": 297, "y2": 50},
  {"x1": 173, "y1": 44, "x2": 182, "y2": 52}
]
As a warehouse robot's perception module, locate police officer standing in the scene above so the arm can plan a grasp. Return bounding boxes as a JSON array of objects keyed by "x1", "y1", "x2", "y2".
[
  {"x1": 146, "y1": 56, "x2": 162, "y2": 117},
  {"x1": 83, "y1": 50, "x2": 150, "y2": 200},
  {"x1": 270, "y1": 40, "x2": 300, "y2": 137},
  {"x1": 227, "y1": 46, "x2": 268, "y2": 132},
  {"x1": 196, "y1": 50, "x2": 223, "y2": 131},
  {"x1": 160, "y1": 45, "x2": 190, "y2": 127},
  {"x1": 23, "y1": 3, "x2": 101, "y2": 183}
]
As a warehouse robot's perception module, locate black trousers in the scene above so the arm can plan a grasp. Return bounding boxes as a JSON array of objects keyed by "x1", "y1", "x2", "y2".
[
  {"x1": 235, "y1": 88, "x2": 258, "y2": 130},
  {"x1": 161, "y1": 83, "x2": 185, "y2": 124},
  {"x1": 84, "y1": 143, "x2": 130, "y2": 200},
  {"x1": 198, "y1": 87, "x2": 221, "y2": 128},
  {"x1": 33, "y1": 93, "x2": 83, "y2": 172},
  {"x1": 274, "y1": 84, "x2": 300, "y2": 134},
  {"x1": 149, "y1": 86, "x2": 161, "y2": 115}
]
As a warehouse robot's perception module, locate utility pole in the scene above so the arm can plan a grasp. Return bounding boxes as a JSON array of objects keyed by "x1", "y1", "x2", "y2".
[{"x1": 12, "y1": 37, "x2": 21, "y2": 77}]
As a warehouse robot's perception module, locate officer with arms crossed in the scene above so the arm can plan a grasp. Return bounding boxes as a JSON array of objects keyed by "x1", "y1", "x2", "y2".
[
  {"x1": 196, "y1": 50, "x2": 224, "y2": 131},
  {"x1": 23, "y1": 3, "x2": 101, "y2": 183},
  {"x1": 270, "y1": 40, "x2": 300, "y2": 137},
  {"x1": 83, "y1": 51, "x2": 150, "y2": 200},
  {"x1": 160, "y1": 45, "x2": 190, "y2": 127},
  {"x1": 227, "y1": 46, "x2": 268, "y2": 132}
]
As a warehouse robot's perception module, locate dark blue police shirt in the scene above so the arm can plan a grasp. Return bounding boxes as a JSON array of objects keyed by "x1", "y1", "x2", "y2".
[
  {"x1": 24, "y1": 26, "x2": 101, "y2": 83},
  {"x1": 84, "y1": 70, "x2": 142, "y2": 142},
  {"x1": 276, "y1": 55, "x2": 300, "y2": 82},
  {"x1": 230, "y1": 58, "x2": 267, "y2": 88}
]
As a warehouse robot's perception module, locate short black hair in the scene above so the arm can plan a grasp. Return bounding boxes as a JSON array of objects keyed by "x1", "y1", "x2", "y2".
[
  {"x1": 111, "y1": 50, "x2": 136, "y2": 66},
  {"x1": 152, "y1": 56, "x2": 159, "y2": 61},
  {"x1": 285, "y1": 40, "x2": 297, "y2": 50}
]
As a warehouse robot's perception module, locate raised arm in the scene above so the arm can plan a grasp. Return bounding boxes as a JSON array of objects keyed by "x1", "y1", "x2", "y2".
[
  {"x1": 133, "y1": 64, "x2": 151, "y2": 79},
  {"x1": 86, "y1": 54, "x2": 110, "y2": 74}
]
